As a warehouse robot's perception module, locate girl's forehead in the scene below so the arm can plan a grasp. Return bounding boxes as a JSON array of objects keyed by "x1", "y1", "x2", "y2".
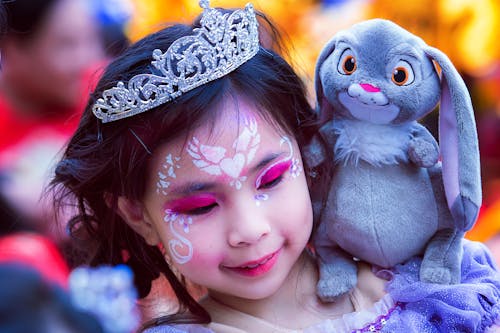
[{"x1": 154, "y1": 97, "x2": 283, "y2": 160}]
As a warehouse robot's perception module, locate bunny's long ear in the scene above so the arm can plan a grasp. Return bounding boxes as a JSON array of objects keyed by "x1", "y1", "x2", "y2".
[
  {"x1": 314, "y1": 36, "x2": 337, "y2": 121},
  {"x1": 424, "y1": 46, "x2": 482, "y2": 231}
]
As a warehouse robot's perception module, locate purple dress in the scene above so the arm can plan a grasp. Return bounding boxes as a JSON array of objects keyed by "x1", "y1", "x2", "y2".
[
  {"x1": 144, "y1": 240, "x2": 500, "y2": 333},
  {"x1": 377, "y1": 240, "x2": 500, "y2": 332}
]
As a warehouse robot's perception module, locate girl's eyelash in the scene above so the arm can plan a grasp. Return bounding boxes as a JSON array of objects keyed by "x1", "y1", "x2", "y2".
[
  {"x1": 258, "y1": 175, "x2": 284, "y2": 189},
  {"x1": 166, "y1": 196, "x2": 218, "y2": 216},
  {"x1": 256, "y1": 160, "x2": 292, "y2": 190},
  {"x1": 184, "y1": 203, "x2": 218, "y2": 215}
]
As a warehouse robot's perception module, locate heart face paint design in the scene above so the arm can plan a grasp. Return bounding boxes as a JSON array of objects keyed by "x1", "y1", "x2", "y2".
[
  {"x1": 164, "y1": 210, "x2": 193, "y2": 264},
  {"x1": 220, "y1": 153, "x2": 246, "y2": 178},
  {"x1": 187, "y1": 115, "x2": 261, "y2": 189}
]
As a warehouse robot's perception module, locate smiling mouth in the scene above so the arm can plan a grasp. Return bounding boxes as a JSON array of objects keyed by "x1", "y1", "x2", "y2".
[
  {"x1": 241, "y1": 253, "x2": 274, "y2": 268},
  {"x1": 223, "y1": 249, "x2": 281, "y2": 277}
]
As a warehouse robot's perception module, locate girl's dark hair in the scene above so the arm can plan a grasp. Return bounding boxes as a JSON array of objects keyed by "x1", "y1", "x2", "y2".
[
  {"x1": 50, "y1": 8, "x2": 322, "y2": 329},
  {"x1": 1, "y1": 0, "x2": 58, "y2": 39},
  {"x1": 0, "y1": 264, "x2": 104, "y2": 333}
]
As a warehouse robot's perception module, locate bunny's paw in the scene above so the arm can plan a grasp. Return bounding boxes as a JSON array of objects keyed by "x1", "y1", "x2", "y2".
[
  {"x1": 408, "y1": 138, "x2": 439, "y2": 167},
  {"x1": 420, "y1": 266, "x2": 452, "y2": 284},
  {"x1": 316, "y1": 273, "x2": 357, "y2": 302}
]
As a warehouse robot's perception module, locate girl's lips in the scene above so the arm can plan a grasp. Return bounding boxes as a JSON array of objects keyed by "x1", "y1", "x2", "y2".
[{"x1": 223, "y1": 248, "x2": 281, "y2": 277}]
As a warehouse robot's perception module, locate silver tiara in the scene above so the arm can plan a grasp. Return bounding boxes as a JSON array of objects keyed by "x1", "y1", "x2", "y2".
[{"x1": 93, "y1": 0, "x2": 260, "y2": 123}]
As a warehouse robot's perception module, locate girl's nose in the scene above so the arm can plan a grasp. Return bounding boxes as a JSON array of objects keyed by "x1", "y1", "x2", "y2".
[{"x1": 227, "y1": 199, "x2": 271, "y2": 247}]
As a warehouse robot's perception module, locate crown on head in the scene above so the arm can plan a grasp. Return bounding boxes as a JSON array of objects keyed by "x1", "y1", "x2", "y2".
[{"x1": 93, "y1": 0, "x2": 260, "y2": 123}]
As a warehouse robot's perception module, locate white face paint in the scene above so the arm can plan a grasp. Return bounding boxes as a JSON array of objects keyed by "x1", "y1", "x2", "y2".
[
  {"x1": 142, "y1": 97, "x2": 314, "y2": 300},
  {"x1": 186, "y1": 115, "x2": 261, "y2": 190},
  {"x1": 254, "y1": 193, "x2": 269, "y2": 206},
  {"x1": 282, "y1": 136, "x2": 302, "y2": 179},
  {"x1": 164, "y1": 209, "x2": 193, "y2": 264},
  {"x1": 290, "y1": 158, "x2": 303, "y2": 179},
  {"x1": 156, "y1": 154, "x2": 181, "y2": 195},
  {"x1": 155, "y1": 116, "x2": 261, "y2": 264},
  {"x1": 253, "y1": 136, "x2": 302, "y2": 207}
]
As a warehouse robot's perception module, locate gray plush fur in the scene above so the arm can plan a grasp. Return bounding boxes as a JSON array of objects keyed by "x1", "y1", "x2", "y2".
[{"x1": 308, "y1": 19, "x2": 482, "y2": 301}]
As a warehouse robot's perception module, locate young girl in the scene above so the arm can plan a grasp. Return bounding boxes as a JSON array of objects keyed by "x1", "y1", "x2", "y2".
[{"x1": 51, "y1": 1, "x2": 500, "y2": 332}]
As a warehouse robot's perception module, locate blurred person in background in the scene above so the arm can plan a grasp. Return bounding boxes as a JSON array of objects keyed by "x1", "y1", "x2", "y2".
[
  {"x1": 0, "y1": 232, "x2": 139, "y2": 333},
  {"x1": 0, "y1": 264, "x2": 104, "y2": 333},
  {"x1": 0, "y1": 0, "x2": 130, "y2": 237}
]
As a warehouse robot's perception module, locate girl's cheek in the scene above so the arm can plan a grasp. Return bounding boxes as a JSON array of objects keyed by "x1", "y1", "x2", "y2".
[
  {"x1": 176, "y1": 240, "x2": 223, "y2": 280},
  {"x1": 189, "y1": 249, "x2": 221, "y2": 268},
  {"x1": 163, "y1": 212, "x2": 194, "y2": 265},
  {"x1": 164, "y1": 216, "x2": 219, "y2": 267}
]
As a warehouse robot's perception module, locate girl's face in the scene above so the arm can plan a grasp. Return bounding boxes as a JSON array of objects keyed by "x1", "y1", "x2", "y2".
[
  {"x1": 141, "y1": 96, "x2": 313, "y2": 301},
  {"x1": 5, "y1": 0, "x2": 104, "y2": 108}
]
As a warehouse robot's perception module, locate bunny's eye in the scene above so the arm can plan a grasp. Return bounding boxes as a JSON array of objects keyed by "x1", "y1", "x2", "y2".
[
  {"x1": 391, "y1": 60, "x2": 415, "y2": 86},
  {"x1": 337, "y1": 49, "x2": 357, "y2": 75}
]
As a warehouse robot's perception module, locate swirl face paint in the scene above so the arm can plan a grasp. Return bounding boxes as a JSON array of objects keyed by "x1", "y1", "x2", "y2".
[
  {"x1": 164, "y1": 210, "x2": 193, "y2": 264},
  {"x1": 162, "y1": 193, "x2": 216, "y2": 264},
  {"x1": 253, "y1": 136, "x2": 302, "y2": 206},
  {"x1": 144, "y1": 99, "x2": 314, "y2": 301}
]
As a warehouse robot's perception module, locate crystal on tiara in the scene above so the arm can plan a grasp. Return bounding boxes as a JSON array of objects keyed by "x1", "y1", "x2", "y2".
[{"x1": 93, "y1": 1, "x2": 260, "y2": 123}]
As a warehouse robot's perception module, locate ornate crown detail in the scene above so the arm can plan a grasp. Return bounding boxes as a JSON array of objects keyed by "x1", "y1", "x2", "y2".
[{"x1": 93, "y1": 0, "x2": 260, "y2": 123}]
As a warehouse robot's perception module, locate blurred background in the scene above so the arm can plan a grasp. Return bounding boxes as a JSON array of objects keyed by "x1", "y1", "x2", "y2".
[
  {"x1": 0, "y1": 0, "x2": 498, "y2": 330},
  {"x1": 0, "y1": 0, "x2": 499, "y2": 294},
  {"x1": 123, "y1": 0, "x2": 500, "y2": 264}
]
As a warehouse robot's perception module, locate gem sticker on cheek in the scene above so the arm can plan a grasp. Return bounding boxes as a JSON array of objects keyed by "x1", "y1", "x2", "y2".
[
  {"x1": 290, "y1": 158, "x2": 302, "y2": 178},
  {"x1": 254, "y1": 193, "x2": 269, "y2": 206},
  {"x1": 164, "y1": 210, "x2": 193, "y2": 264},
  {"x1": 156, "y1": 154, "x2": 181, "y2": 195},
  {"x1": 186, "y1": 115, "x2": 261, "y2": 189}
]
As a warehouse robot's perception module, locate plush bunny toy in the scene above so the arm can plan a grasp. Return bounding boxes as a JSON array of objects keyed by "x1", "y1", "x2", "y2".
[{"x1": 306, "y1": 19, "x2": 482, "y2": 301}]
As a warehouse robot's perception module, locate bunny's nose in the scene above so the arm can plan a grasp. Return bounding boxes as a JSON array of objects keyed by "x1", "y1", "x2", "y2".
[{"x1": 359, "y1": 83, "x2": 380, "y2": 92}]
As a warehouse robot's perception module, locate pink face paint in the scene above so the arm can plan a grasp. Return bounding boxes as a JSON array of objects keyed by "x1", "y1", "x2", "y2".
[
  {"x1": 166, "y1": 194, "x2": 218, "y2": 216},
  {"x1": 253, "y1": 136, "x2": 302, "y2": 207},
  {"x1": 255, "y1": 159, "x2": 292, "y2": 189},
  {"x1": 164, "y1": 209, "x2": 193, "y2": 264},
  {"x1": 186, "y1": 115, "x2": 261, "y2": 190},
  {"x1": 163, "y1": 194, "x2": 219, "y2": 264}
]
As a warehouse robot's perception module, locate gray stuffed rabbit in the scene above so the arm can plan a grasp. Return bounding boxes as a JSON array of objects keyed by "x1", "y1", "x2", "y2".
[{"x1": 305, "y1": 19, "x2": 482, "y2": 301}]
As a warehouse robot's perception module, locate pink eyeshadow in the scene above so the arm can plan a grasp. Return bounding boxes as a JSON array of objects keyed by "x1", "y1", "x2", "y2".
[
  {"x1": 255, "y1": 159, "x2": 292, "y2": 188},
  {"x1": 165, "y1": 194, "x2": 217, "y2": 213}
]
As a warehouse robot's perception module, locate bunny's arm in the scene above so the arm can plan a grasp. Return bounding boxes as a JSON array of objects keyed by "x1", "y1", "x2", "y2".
[
  {"x1": 314, "y1": 219, "x2": 358, "y2": 302},
  {"x1": 303, "y1": 121, "x2": 339, "y2": 168},
  {"x1": 408, "y1": 123, "x2": 440, "y2": 168}
]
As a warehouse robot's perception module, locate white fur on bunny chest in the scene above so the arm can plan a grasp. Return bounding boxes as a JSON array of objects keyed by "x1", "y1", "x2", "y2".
[{"x1": 324, "y1": 119, "x2": 440, "y2": 267}]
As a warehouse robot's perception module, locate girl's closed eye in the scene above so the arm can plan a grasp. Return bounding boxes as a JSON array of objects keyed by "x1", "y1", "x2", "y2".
[
  {"x1": 167, "y1": 194, "x2": 218, "y2": 216},
  {"x1": 256, "y1": 160, "x2": 292, "y2": 190}
]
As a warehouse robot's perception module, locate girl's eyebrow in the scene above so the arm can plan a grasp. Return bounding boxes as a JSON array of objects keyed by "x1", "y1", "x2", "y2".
[
  {"x1": 249, "y1": 152, "x2": 284, "y2": 174},
  {"x1": 168, "y1": 152, "x2": 286, "y2": 196},
  {"x1": 169, "y1": 182, "x2": 218, "y2": 196}
]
